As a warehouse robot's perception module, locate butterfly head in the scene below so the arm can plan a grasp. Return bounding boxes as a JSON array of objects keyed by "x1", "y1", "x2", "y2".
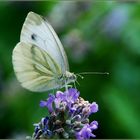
[{"x1": 65, "y1": 71, "x2": 77, "y2": 84}]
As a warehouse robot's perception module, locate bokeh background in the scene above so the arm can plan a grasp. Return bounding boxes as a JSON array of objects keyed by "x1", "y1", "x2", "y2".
[{"x1": 0, "y1": 1, "x2": 140, "y2": 139}]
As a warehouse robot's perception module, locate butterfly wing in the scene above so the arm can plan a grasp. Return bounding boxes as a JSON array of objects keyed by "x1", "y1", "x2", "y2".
[
  {"x1": 12, "y1": 12, "x2": 70, "y2": 92},
  {"x1": 12, "y1": 42, "x2": 62, "y2": 92},
  {"x1": 20, "y1": 12, "x2": 69, "y2": 73}
]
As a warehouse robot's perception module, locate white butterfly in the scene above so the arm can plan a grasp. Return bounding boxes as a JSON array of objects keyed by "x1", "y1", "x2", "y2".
[{"x1": 12, "y1": 12, "x2": 76, "y2": 92}]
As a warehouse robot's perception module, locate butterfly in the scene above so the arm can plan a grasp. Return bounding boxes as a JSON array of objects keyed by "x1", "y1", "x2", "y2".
[{"x1": 12, "y1": 12, "x2": 77, "y2": 92}]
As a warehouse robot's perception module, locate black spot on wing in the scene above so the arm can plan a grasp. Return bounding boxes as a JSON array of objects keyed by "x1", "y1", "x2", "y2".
[{"x1": 31, "y1": 33, "x2": 37, "y2": 41}]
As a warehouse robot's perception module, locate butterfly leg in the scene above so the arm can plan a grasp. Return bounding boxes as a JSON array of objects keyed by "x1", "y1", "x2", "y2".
[
  {"x1": 65, "y1": 80, "x2": 68, "y2": 92},
  {"x1": 73, "y1": 81, "x2": 77, "y2": 89}
]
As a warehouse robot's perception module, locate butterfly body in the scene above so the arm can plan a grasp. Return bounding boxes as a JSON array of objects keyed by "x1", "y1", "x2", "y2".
[{"x1": 12, "y1": 12, "x2": 76, "y2": 92}]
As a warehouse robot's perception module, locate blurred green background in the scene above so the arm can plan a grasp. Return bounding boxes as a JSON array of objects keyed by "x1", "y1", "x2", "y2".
[{"x1": 0, "y1": 1, "x2": 140, "y2": 139}]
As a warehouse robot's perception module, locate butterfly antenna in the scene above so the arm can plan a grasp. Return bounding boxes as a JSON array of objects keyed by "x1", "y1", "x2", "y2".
[
  {"x1": 77, "y1": 72, "x2": 109, "y2": 75},
  {"x1": 73, "y1": 81, "x2": 77, "y2": 89},
  {"x1": 76, "y1": 74, "x2": 84, "y2": 79},
  {"x1": 76, "y1": 80, "x2": 80, "y2": 86}
]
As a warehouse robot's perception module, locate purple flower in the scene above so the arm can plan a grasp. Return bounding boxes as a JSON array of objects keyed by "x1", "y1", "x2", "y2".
[
  {"x1": 69, "y1": 106, "x2": 77, "y2": 114},
  {"x1": 90, "y1": 102, "x2": 98, "y2": 113},
  {"x1": 41, "y1": 117, "x2": 49, "y2": 126},
  {"x1": 65, "y1": 88, "x2": 80, "y2": 105},
  {"x1": 76, "y1": 121, "x2": 98, "y2": 139},
  {"x1": 82, "y1": 102, "x2": 98, "y2": 116},
  {"x1": 54, "y1": 91, "x2": 65, "y2": 108},
  {"x1": 90, "y1": 121, "x2": 98, "y2": 130},
  {"x1": 76, "y1": 124, "x2": 96, "y2": 140},
  {"x1": 40, "y1": 94, "x2": 55, "y2": 112},
  {"x1": 40, "y1": 100, "x2": 47, "y2": 107},
  {"x1": 32, "y1": 88, "x2": 98, "y2": 139}
]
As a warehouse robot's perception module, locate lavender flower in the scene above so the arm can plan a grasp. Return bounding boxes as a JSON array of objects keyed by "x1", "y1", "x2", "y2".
[
  {"x1": 31, "y1": 88, "x2": 98, "y2": 139},
  {"x1": 40, "y1": 94, "x2": 55, "y2": 112}
]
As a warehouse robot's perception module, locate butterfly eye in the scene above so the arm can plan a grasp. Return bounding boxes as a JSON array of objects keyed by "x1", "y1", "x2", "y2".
[
  {"x1": 31, "y1": 33, "x2": 37, "y2": 41},
  {"x1": 72, "y1": 75, "x2": 77, "y2": 80}
]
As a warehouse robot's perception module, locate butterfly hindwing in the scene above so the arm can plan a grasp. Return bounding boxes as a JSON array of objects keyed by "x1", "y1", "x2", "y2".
[{"x1": 12, "y1": 42, "x2": 62, "y2": 92}]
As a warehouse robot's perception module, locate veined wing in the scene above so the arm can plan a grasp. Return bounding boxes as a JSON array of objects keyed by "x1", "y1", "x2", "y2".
[
  {"x1": 20, "y1": 11, "x2": 69, "y2": 73},
  {"x1": 12, "y1": 42, "x2": 62, "y2": 92}
]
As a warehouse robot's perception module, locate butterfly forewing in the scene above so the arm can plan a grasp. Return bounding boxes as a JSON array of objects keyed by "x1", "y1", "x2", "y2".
[{"x1": 20, "y1": 12, "x2": 69, "y2": 73}]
